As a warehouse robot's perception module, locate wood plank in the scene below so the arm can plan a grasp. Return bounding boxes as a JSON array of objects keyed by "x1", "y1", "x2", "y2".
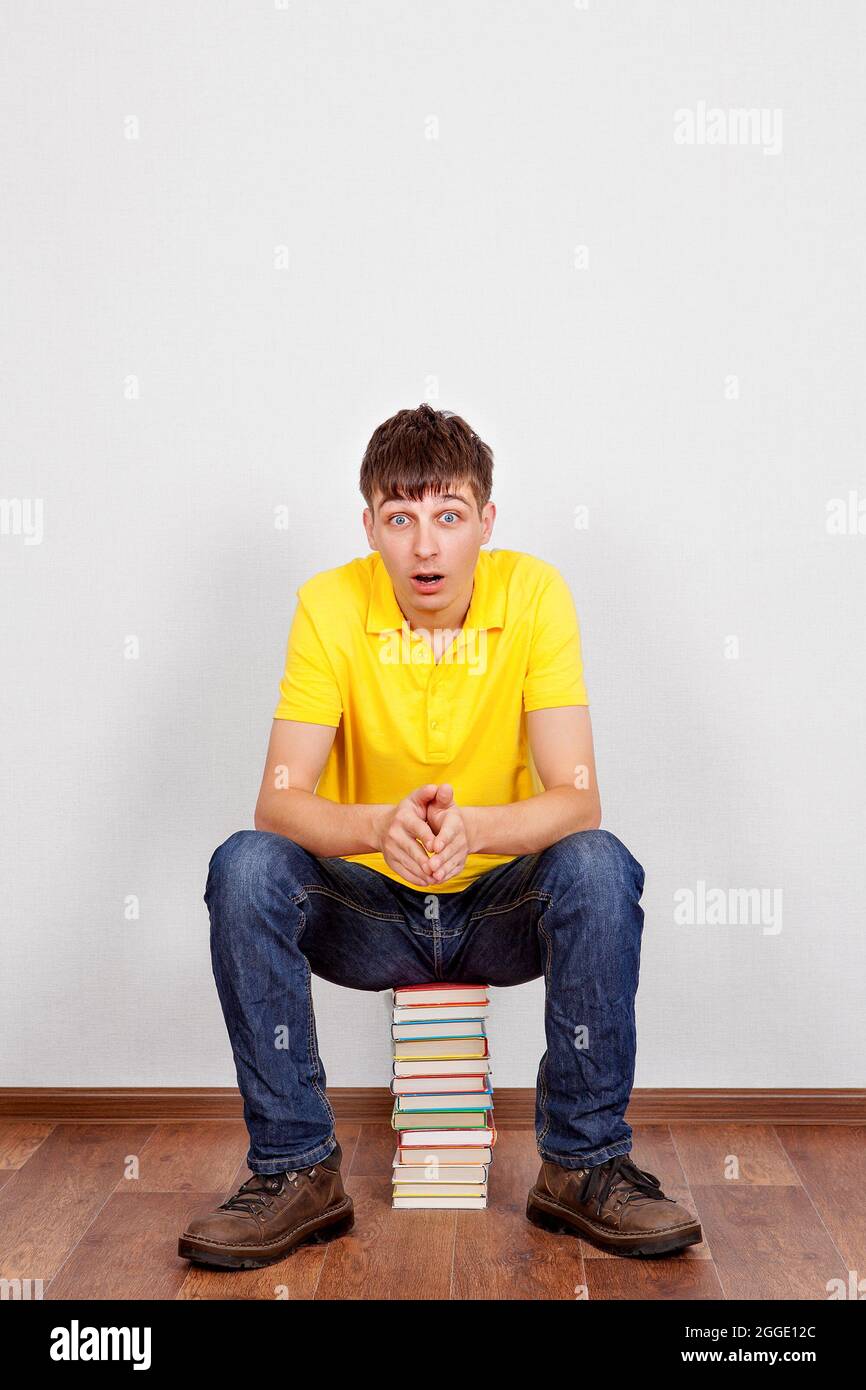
[
  {"x1": 135, "y1": 1119, "x2": 359, "y2": 1195},
  {"x1": 315, "y1": 1175, "x2": 455, "y2": 1300},
  {"x1": 315, "y1": 1125, "x2": 454, "y2": 1299},
  {"x1": 0, "y1": 1120, "x2": 55, "y2": 1167},
  {"x1": 451, "y1": 1129, "x2": 586, "y2": 1300},
  {"x1": 343, "y1": 1118, "x2": 395, "y2": 1177},
  {"x1": 0, "y1": 1123, "x2": 154, "y2": 1285},
  {"x1": 332, "y1": 1120, "x2": 363, "y2": 1169},
  {"x1": 584, "y1": 1257, "x2": 725, "y2": 1300},
  {"x1": 688, "y1": 1184, "x2": 849, "y2": 1299},
  {"x1": 132, "y1": 1122, "x2": 250, "y2": 1191},
  {"x1": 671, "y1": 1123, "x2": 800, "y2": 1185},
  {"x1": 774, "y1": 1124, "x2": 866, "y2": 1271},
  {"x1": 47, "y1": 1191, "x2": 225, "y2": 1300}
]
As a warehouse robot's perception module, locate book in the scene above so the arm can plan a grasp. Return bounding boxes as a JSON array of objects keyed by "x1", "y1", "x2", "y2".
[
  {"x1": 393, "y1": 1194, "x2": 487, "y2": 1210},
  {"x1": 394, "y1": 1090, "x2": 494, "y2": 1112},
  {"x1": 392, "y1": 1162, "x2": 488, "y2": 1183},
  {"x1": 393, "y1": 1183, "x2": 488, "y2": 1199},
  {"x1": 396, "y1": 1145, "x2": 493, "y2": 1165},
  {"x1": 391, "y1": 1020, "x2": 486, "y2": 1042},
  {"x1": 393, "y1": 1037, "x2": 488, "y2": 1061},
  {"x1": 396, "y1": 1124, "x2": 497, "y2": 1147},
  {"x1": 389, "y1": 982, "x2": 494, "y2": 1210},
  {"x1": 393, "y1": 984, "x2": 488, "y2": 1007},
  {"x1": 392, "y1": 1003, "x2": 489, "y2": 1024},
  {"x1": 390, "y1": 1073, "x2": 490, "y2": 1095},
  {"x1": 391, "y1": 1019, "x2": 486, "y2": 1041},
  {"x1": 393, "y1": 1058, "x2": 491, "y2": 1078},
  {"x1": 392, "y1": 1107, "x2": 490, "y2": 1130}
]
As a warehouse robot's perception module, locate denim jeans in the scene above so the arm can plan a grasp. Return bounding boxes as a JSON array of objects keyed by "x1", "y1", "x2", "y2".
[{"x1": 204, "y1": 827, "x2": 646, "y2": 1175}]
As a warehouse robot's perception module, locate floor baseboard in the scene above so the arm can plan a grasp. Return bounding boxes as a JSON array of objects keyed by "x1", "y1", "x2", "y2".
[{"x1": 1, "y1": 1087, "x2": 864, "y2": 1124}]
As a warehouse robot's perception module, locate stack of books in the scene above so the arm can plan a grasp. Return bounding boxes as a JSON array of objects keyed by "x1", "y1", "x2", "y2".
[{"x1": 390, "y1": 982, "x2": 495, "y2": 1209}]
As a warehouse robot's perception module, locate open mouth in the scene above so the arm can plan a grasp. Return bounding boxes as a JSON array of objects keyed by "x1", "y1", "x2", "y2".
[{"x1": 411, "y1": 572, "x2": 445, "y2": 590}]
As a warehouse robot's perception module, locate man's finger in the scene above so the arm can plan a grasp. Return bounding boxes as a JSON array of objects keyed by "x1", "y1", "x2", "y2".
[
  {"x1": 427, "y1": 826, "x2": 458, "y2": 870},
  {"x1": 408, "y1": 812, "x2": 435, "y2": 853},
  {"x1": 425, "y1": 786, "x2": 455, "y2": 833},
  {"x1": 431, "y1": 823, "x2": 456, "y2": 852},
  {"x1": 394, "y1": 860, "x2": 432, "y2": 888},
  {"x1": 391, "y1": 841, "x2": 435, "y2": 885},
  {"x1": 431, "y1": 850, "x2": 466, "y2": 884},
  {"x1": 399, "y1": 827, "x2": 436, "y2": 877},
  {"x1": 395, "y1": 856, "x2": 433, "y2": 888}
]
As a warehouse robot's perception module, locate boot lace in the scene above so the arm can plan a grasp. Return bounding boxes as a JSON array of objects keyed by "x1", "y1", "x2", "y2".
[
  {"x1": 577, "y1": 1155, "x2": 667, "y2": 1217},
  {"x1": 218, "y1": 1171, "x2": 299, "y2": 1217}
]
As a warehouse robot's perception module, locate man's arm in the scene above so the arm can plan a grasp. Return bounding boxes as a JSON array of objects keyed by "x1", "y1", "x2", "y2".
[
  {"x1": 254, "y1": 718, "x2": 383, "y2": 852},
  {"x1": 460, "y1": 705, "x2": 601, "y2": 859},
  {"x1": 254, "y1": 718, "x2": 440, "y2": 885}
]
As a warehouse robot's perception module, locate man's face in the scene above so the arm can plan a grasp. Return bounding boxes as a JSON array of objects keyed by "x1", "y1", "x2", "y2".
[{"x1": 363, "y1": 482, "x2": 495, "y2": 619}]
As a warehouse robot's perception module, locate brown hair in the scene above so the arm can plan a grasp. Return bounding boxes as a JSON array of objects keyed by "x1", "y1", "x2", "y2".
[{"x1": 360, "y1": 403, "x2": 494, "y2": 519}]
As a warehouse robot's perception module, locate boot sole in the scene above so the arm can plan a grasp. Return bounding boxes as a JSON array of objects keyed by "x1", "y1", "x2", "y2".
[
  {"x1": 526, "y1": 1187, "x2": 702, "y2": 1258},
  {"x1": 177, "y1": 1195, "x2": 354, "y2": 1270}
]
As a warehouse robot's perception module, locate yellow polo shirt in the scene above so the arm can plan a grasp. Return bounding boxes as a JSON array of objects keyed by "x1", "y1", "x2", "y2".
[{"x1": 273, "y1": 547, "x2": 589, "y2": 893}]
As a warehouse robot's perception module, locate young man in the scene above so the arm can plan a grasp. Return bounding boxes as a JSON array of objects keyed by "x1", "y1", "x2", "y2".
[{"x1": 178, "y1": 404, "x2": 702, "y2": 1268}]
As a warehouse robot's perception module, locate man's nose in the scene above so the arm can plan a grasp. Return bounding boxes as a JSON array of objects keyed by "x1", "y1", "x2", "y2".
[{"x1": 414, "y1": 527, "x2": 438, "y2": 557}]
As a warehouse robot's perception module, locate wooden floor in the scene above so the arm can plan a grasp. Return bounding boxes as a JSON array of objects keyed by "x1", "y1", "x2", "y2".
[{"x1": 0, "y1": 1119, "x2": 861, "y2": 1300}]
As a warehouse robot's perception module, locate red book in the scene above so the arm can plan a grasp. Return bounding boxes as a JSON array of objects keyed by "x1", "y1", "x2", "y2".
[{"x1": 393, "y1": 983, "x2": 489, "y2": 1008}]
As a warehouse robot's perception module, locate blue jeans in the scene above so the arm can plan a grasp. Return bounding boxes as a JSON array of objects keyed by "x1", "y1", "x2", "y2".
[{"x1": 204, "y1": 828, "x2": 646, "y2": 1175}]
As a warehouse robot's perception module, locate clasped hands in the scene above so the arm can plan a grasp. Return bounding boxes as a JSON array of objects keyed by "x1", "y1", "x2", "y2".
[{"x1": 374, "y1": 783, "x2": 472, "y2": 889}]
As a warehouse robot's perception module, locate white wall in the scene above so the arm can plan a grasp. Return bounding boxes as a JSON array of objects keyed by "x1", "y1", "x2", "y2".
[{"x1": 2, "y1": 1, "x2": 864, "y2": 1087}]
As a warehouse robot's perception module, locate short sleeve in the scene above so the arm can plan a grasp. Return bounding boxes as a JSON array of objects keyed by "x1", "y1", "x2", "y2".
[
  {"x1": 273, "y1": 594, "x2": 343, "y2": 726},
  {"x1": 523, "y1": 567, "x2": 589, "y2": 711}
]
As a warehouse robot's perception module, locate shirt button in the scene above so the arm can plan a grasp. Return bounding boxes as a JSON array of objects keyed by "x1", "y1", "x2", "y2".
[{"x1": 431, "y1": 720, "x2": 438, "y2": 729}]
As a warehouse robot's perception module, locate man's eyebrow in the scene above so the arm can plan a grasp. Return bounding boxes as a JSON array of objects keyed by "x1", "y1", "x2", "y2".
[{"x1": 380, "y1": 493, "x2": 470, "y2": 509}]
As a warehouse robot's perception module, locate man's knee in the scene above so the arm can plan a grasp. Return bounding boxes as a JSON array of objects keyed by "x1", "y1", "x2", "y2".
[
  {"x1": 204, "y1": 829, "x2": 305, "y2": 910},
  {"x1": 541, "y1": 828, "x2": 645, "y2": 897}
]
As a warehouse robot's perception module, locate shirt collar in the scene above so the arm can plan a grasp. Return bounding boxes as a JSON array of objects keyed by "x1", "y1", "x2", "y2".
[{"x1": 365, "y1": 548, "x2": 506, "y2": 634}]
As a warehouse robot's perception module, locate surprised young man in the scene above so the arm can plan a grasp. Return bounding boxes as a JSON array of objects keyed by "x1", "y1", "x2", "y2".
[{"x1": 178, "y1": 403, "x2": 702, "y2": 1268}]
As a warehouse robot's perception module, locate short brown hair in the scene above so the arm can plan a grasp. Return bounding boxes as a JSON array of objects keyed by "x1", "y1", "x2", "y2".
[{"x1": 360, "y1": 403, "x2": 494, "y2": 518}]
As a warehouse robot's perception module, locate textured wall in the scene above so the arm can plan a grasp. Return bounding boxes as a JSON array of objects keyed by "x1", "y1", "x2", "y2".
[{"x1": 2, "y1": 1, "x2": 864, "y2": 1086}]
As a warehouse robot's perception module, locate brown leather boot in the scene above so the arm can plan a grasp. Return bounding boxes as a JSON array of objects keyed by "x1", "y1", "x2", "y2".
[
  {"x1": 526, "y1": 1152, "x2": 702, "y2": 1257},
  {"x1": 177, "y1": 1140, "x2": 354, "y2": 1269}
]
